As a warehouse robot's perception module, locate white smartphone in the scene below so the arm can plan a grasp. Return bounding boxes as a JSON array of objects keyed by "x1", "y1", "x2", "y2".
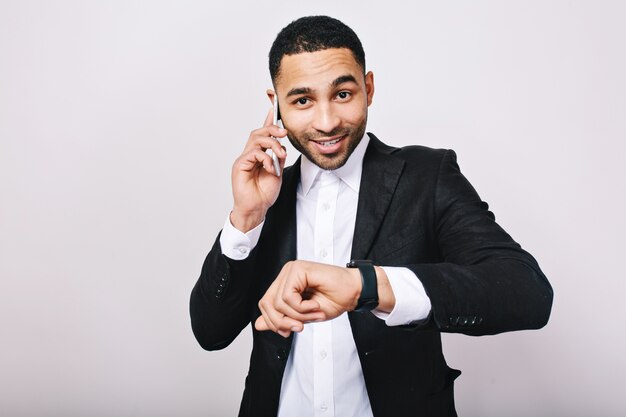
[{"x1": 268, "y1": 94, "x2": 282, "y2": 176}]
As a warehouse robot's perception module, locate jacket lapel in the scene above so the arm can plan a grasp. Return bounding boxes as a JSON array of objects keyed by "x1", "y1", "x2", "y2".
[
  {"x1": 350, "y1": 133, "x2": 405, "y2": 260},
  {"x1": 348, "y1": 134, "x2": 405, "y2": 364}
]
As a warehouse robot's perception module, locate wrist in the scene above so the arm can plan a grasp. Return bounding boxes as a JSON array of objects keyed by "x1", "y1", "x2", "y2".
[
  {"x1": 374, "y1": 266, "x2": 395, "y2": 313},
  {"x1": 230, "y1": 208, "x2": 265, "y2": 233},
  {"x1": 347, "y1": 268, "x2": 362, "y2": 311}
]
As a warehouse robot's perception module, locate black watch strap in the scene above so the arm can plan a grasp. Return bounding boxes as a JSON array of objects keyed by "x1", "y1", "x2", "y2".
[{"x1": 346, "y1": 259, "x2": 379, "y2": 312}]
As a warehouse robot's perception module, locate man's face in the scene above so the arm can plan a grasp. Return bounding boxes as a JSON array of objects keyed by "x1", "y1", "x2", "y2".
[{"x1": 272, "y1": 48, "x2": 374, "y2": 170}]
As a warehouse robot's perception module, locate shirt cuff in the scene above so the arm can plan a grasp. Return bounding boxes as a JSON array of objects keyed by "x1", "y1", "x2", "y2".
[
  {"x1": 218, "y1": 214, "x2": 264, "y2": 260},
  {"x1": 372, "y1": 266, "x2": 432, "y2": 326}
]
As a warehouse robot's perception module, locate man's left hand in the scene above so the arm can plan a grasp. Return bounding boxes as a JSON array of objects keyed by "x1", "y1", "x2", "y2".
[{"x1": 254, "y1": 260, "x2": 362, "y2": 338}]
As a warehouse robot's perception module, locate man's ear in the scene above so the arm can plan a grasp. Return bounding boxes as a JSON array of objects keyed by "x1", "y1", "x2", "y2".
[
  {"x1": 266, "y1": 89, "x2": 275, "y2": 104},
  {"x1": 365, "y1": 71, "x2": 375, "y2": 107},
  {"x1": 266, "y1": 89, "x2": 281, "y2": 121}
]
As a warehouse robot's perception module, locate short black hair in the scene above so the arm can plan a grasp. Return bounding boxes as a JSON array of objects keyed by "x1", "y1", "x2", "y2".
[{"x1": 269, "y1": 16, "x2": 366, "y2": 83}]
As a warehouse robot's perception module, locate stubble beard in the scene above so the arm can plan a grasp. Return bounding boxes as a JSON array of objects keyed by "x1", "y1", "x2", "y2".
[{"x1": 285, "y1": 118, "x2": 367, "y2": 171}]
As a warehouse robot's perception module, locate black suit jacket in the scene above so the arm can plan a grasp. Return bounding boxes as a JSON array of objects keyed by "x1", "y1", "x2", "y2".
[{"x1": 190, "y1": 134, "x2": 553, "y2": 417}]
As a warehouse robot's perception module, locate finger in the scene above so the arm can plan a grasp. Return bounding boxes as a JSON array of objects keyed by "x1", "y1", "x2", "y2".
[
  {"x1": 269, "y1": 266, "x2": 323, "y2": 323},
  {"x1": 254, "y1": 315, "x2": 269, "y2": 331},
  {"x1": 254, "y1": 315, "x2": 300, "y2": 338},
  {"x1": 263, "y1": 107, "x2": 274, "y2": 127},
  {"x1": 277, "y1": 146, "x2": 287, "y2": 172},
  {"x1": 275, "y1": 261, "x2": 319, "y2": 313},
  {"x1": 258, "y1": 317, "x2": 298, "y2": 338},
  {"x1": 257, "y1": 302, "x2": 280, "y2": 334},
  {"x1": 254, "y1": 314, "x2": 276, "y2": 332},
  {"x1": 268, "y1": 278, "x2": 313, "y2": 329},
  {"x1": 272, "y1": 291, "x2": 322, "y2": 323},
  {"x1": 256, "y1": 270, "x2": 292, "y2": 334},
  {"x1": 283, "y1": 289, "x2": 322, "y2": 315},
  {"x1": 262, "y1": 138, "x2": 288, "y2": 161},
  {"x1": 244, "y1": 128, "x2": 288, "y2": 153},
  {"x1": 261, "y1": 261, "x2": 315, "y2": 331},
  {"x1": 255, "y1": 313, "x2": 289, "y2": 338},
  {"x1": 249, "y1": 125, "x2": 288, "y2": 142},
  {"x1": 236, "y1": 149, "x2": 277, "y2": 174},
  {"x1": 305, "y1": 293, "x2": 342, "y2": 322},
  {"x1": 267, "y1": 124, "x2": 288, "y2": 138},
  {"x1": 258, "y1": 299, "x2": 304, "y2": 336}
]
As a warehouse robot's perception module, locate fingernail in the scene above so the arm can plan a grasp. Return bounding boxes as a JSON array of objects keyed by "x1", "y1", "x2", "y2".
[{"x1": 291, "y1": 326, "x2": 300, "y2": 332}]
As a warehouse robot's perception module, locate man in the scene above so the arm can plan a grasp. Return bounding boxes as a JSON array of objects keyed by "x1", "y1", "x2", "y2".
[{"x1": 190, "y1": 15, "x2": 553, "y2": 417}]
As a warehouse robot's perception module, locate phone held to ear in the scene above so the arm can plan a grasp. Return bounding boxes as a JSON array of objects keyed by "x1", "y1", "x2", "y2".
[{"x1": 267, "y1": 94, "x2": 282, "y2": 177}]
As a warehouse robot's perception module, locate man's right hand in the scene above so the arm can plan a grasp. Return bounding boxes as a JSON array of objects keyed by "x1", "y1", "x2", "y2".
[{"x1": 230, "y1": 107, "x2": 288, "y2": 233}]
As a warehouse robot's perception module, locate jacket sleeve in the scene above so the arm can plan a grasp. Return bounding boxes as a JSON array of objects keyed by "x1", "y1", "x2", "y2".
[
  {"x1": 189, "y1": 233, "x2": 258, "y2": 350},
  {"x1": 407, "y1": 150, "x2": 553, "y2": 336}
]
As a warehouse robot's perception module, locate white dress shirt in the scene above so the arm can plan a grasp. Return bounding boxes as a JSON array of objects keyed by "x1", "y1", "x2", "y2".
[{"x1": 220, "y1": 133, "x2": 431, "y2": 417}]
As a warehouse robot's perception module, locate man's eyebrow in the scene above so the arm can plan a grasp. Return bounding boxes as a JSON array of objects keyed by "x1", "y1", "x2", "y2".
[
  {"x1": 285, "y1": 75, "x2": 359, "y2": 98},
  {"x1": 286, "y1": 87, "x2": 312, "y2": 97},
  {"x1": 331, "y1": 74, "x2": 358, "y2": 87}
]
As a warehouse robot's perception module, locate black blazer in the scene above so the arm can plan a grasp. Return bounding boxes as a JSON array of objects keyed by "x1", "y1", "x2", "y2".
[{"x1": 190, "y1": 134, "x2": 553, "y2": 417}]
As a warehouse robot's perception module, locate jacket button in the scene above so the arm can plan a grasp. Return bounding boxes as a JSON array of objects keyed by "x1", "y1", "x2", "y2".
[
  {"x1": 470, "y1": 316, "x2": 477, "y2": 325},
  {"x1": 276, "y1": 349, "x2": 287, "y2": 361},
  {"x1": 460, "y1": 317, "x2": 469, "y2": 326}
]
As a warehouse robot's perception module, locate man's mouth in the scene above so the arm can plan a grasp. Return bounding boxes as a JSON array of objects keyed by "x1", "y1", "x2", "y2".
[
  {"x1": 318, "y1": 137, "x2": 343, "y2": 147},
  {"x1": 311, "y1": 135, "x2": 347, "y2": 154}
]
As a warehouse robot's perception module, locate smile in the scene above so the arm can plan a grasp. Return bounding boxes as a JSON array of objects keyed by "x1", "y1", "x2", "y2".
[
  {"x1": 310, "y1": 135, "x2": 347, "y2": 155},
  {"x1": 319, "y1": 137, "x2": 342, "y2": 146},
  {"x1": 313, "y1": 135, "x2": 346, "y2": 146}
]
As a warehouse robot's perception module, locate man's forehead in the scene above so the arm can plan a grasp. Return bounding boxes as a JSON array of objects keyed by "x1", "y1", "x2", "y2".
[{"x1": 275, "y1": 48, "x2": 363, "y2": 90}]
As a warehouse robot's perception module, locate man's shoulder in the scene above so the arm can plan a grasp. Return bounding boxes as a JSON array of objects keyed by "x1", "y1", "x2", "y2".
[{"x1": 367, "y1": 132, "x2": 455, "y2": 169}]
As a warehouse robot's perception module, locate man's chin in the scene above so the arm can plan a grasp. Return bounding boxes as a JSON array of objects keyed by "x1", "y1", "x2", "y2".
[
  {"x1": 295, "y1": 144, "x2": 348, "y2": 170},
  {"x1": 311, "y1": 155, "x2": 348, "y2": 170}
]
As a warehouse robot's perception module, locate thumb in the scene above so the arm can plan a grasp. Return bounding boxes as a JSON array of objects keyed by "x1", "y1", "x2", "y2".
[{"x1": 254, "y1": 316, "x2": 269, "y2": 331}]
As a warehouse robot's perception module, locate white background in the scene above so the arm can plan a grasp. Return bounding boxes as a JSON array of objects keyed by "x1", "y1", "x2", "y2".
[{"x1": 1, "y1": 1, "x2": 625, "y2": 416}]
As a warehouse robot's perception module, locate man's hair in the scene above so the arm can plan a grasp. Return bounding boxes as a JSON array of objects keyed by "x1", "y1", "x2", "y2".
[{"x1": 269, "y1": 16, "x2": 366, "y2": 83}]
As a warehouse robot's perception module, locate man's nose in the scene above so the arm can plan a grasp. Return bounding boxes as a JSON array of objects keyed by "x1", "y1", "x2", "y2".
[{"x1": 311, "y1": 102, "x2": 340, "y2": 134}]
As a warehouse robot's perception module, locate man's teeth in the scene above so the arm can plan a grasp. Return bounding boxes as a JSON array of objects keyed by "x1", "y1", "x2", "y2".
[{"x1": 320, "y1": 137, "x2": 341, "y2": 146}]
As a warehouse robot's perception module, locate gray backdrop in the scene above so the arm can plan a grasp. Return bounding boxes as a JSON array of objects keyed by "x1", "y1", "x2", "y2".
[{"x1": 1, "y1": 1, "x2": 624, "y2": 416}]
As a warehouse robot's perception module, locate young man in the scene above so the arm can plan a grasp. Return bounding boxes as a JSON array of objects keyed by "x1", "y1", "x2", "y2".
[{"x1": 190, "y1": 16, "x2": 553, "y2": 417}]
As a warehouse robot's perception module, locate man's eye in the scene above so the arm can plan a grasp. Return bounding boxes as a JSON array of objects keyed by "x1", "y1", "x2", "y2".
[
  {"x1": 337, "y1": 91, "x2": 350, "y2": 100},
  {"x1": 297, "y1": 97, "x2": 308, "y2": 105}
]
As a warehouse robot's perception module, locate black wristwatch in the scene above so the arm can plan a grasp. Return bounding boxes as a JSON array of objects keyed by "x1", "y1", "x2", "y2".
[{"x1": 346, "y1": 259, "x2": 379, "y2": 312}]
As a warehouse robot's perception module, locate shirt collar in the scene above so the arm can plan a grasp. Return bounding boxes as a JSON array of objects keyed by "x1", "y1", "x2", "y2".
[{"x1": 300, "y1": 133, "x2": 370, "y2": 196}]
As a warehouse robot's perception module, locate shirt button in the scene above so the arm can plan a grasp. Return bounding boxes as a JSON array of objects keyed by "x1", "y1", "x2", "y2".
[
  {"x1": 320, "y1": 249, "x2": 328, "y2": 258},
  {"x1": 238, "y1": 247, "x2": 248, "y2": 255},
  {"x1": 320, "y1": 402, "x2": 328, "y2": 412},
  {"x1": 319, "y1": 349, "x2": 327, "y2": 359}
]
